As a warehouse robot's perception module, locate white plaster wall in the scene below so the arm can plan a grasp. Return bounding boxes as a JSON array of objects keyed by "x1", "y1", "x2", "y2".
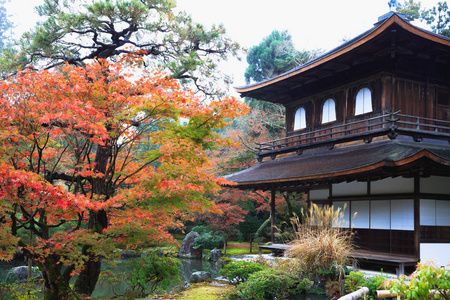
[
  {"x1": 420, "y1": 176, "x2": 450, "y2": 194},
  {"x1": 310, "y1": 189, "x2": 329, "y2": 201},
  {"x1": 332, "y1": 181, "x2": 367, "y2": 196},
  {"x1": 371, "y1": 177, "x2": 414, "y2": 194},
  {"x1": 420, "y1": 243, "x2": 450, "y2": 269}
]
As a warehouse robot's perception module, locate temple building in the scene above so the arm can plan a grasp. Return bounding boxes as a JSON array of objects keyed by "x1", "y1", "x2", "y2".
[{"x1": 226, "y1": 12, "x2": 450, "y2": 274}]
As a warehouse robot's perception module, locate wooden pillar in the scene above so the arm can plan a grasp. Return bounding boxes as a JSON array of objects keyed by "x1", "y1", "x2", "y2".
[
  {"x1": 271, "y1": 189, "x2": 276, "y2": 244},
  {"x1": 414, "y1": 175, "x2": 420, "y2": 258}
]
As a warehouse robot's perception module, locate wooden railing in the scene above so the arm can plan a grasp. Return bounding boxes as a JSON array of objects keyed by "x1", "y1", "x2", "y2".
[{"x1": 256, "y1": 111, "x2": 450, "y2": 161}]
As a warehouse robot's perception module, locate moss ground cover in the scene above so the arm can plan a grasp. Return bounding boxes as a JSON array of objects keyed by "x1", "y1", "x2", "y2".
[{"x1": 175, "y1": 283, "x2": 237, "y2": 300}]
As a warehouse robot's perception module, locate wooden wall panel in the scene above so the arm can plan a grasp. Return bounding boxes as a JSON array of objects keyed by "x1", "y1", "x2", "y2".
[
  {"x1": 420, "y1": 226, "x2": 450, "y2": 242},
  {"x1": 391, "y1": 230, "x2": 415, "y2": 255},
  {"x1": 354, "y1": 229, "x2": 415, "y2": 255},
  {"x1": 392, "y1": 79, "x2": 428, "y2": 118}
]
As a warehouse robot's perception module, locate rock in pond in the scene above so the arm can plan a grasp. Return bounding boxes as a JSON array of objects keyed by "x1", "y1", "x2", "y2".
[
  {"x1": 209, "y1": 248, "x2": 222, "y2": 262},
  {"x1": 178, "y1": 231, "x2": 202, "y2": 259},
  {"x1": 190, "y1": 271, "x2": 211, "y2": 283}
]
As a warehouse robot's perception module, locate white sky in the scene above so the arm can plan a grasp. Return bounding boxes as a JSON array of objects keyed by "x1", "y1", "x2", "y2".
[{"x1": 5, "y1": 0, "x2": 442, "y2": 93}]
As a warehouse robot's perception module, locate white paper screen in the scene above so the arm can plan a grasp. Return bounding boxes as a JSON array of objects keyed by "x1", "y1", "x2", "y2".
[
  {"x1": 420, "y1": 199, "x2": 436, "y2": 226},
  {"x1": 333, "y1": 201, "x2": 349, "y2": 228},
  {"x1": 370, "y1": 200, "x2": 390, "y2": 229},
  {"x1": 351, "y1": 201, "x2": 370, "y2": 229},
  {"x1": 391, "y1": 199, "x2": 414, "y2": 230},
  {"x1": 436, "y1": 200, "x2": 450, "y2": 226}
]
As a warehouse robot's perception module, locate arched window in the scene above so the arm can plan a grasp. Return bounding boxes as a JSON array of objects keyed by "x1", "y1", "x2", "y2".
[
  {"x1": 322, "y1": 98, "x2": 336, "y2": 123},
  {"x1": 355, "y1": 88, "x2": 373, "y2": 115},
  {"x1": 293, "y1": 107, "x2": 306, "y2": 130}
]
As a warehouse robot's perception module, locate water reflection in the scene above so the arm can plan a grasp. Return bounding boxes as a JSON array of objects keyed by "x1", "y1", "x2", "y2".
[
  {"x1": 179, "y1": 258, "x2": 220, "y2": 282},
  {"x1": 91, "y1": 257, "x2": 221, "y2": 298}
]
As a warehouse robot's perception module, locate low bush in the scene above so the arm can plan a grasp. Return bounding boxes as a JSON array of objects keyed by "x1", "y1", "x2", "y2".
[
  {"x1": 345, "y1": 271, "x2": 387, "y2": 300},
  {"x1": 0, "y1": 282, "x2": 41, "y2": 300},
  {"x1": 389, "y1": 262, "x2": 450, "y2": 299},
  {"x1": 344, "y1": 271, "x2": 365, "y2": 292},
  {"x1": 220, "y1": 260, "x2": 265, "y2": 284},
  {"x1": 126, "y1": 251, "x2": 181, "y2": 297},
  {"x1": 191, "y1": 226, "x2": 224, "y2": 250},
  {"x1": 238, "y1": 268, "x2": 313, "y2": 300}
]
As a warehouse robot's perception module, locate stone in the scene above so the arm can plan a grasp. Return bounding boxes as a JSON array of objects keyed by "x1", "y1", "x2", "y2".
[
  {"x1": 209, "y1": 248, "x2": 222, "y2": 262},
  {"x1": 189, "y1": 271, "x2": 211, "y2": 283},
  {"x1": 215, "y1": 259, "x2": 224, "y2": 269},
  {"x1": 6, "y1": 266, "x2": 42, "y2": 283},
  {"x1": 121, "y1": 250, "x2": 141, "y2": 258},
  {"x1": 178, "y1": 231, "x2": 202, "y2": 259}
]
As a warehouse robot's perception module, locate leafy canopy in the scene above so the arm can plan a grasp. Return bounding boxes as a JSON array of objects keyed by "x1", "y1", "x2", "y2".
[
  {"x1": 0, "y1": 0, "x2": 13, "y2": 50},
  {"x1": 0, "y1": 56, "x2": 249, "y2": 298},
  {"x1": 4, "y1": 0, "x2": 240, "y2": 97},
  {"x1": 397, "y1": 0, "x2": 450, "y2": 36},
  {"x1": 244, "y1": 29, "x2": 322, "y2": 84}
]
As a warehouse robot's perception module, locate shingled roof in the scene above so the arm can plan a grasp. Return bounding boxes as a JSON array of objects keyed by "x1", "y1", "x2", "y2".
[
  {"x1": 224, "y1": 138, "x2": 450, "y2": 190},
  {"x1": 235, "y1": 13, "x2": 450, "y2": 105}
]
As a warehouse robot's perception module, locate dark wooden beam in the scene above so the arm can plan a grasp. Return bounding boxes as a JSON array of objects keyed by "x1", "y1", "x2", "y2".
[
  {"x1": 271, "y1": 189, "x2": 276, "y2": 244},
  {"x1": 414, "y1": 175, "x2": 420, "y2": 258}
]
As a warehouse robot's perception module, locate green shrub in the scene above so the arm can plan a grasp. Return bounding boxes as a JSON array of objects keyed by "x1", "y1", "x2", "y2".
[
  {"x1": 191, "y1": 226, "x2": 224, "y2": 250},
  {"x1": 238, "y1": 268, "x2": 313, "y2": 300},
  {"x1": 389, "y1": 263, "x2": 450, "y2": 299},
  {"x1": 0, "y1": 282, "x2": 41, "y2": 300},
  {"x1": 220, "y1": 260, "x2": 265, "y2": 284},
  {"x1": 345, "y1": 271, "x2": 387, "y2": 300},
  {"x1": 344, "y1": 271, "x2": 365, "y2": 293},
  {"x1": 126, "y1": 251, "x2": 181, "y2": 297}
]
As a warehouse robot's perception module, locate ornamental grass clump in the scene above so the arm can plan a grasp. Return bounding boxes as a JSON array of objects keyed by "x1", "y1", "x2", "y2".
[{"x1": 287, "y1": 203, "x2": 355, "y2": 280}]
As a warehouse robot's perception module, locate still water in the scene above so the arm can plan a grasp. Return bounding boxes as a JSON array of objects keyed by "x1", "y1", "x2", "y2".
[
  {"x1": 1, "y1": 258, "x2": 328, "y2": 299},
  {"x1": 92, "y1": 257, "x2": 221, "y2": 298}
]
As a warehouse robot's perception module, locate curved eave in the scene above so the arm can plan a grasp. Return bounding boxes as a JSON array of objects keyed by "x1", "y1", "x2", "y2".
[
  {"x1": 235, "y1": 14, "x2": 450, "y2": 98},
  {"x1": 223, "y1": 140, "x2": 450, "y2": 190},
  {"x1": 233, "y1": 150, "x2": 448, "y2": 187}
]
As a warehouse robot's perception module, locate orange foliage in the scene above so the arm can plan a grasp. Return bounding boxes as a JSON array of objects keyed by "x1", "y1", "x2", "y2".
[{"x1": 0, "y1": 57, "x2": 249, "y2": 288}]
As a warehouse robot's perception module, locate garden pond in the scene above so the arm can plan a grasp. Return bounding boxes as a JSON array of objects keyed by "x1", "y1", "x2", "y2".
[{"x1": 0, "y1": 257, "x2": 328, "y2": 299}]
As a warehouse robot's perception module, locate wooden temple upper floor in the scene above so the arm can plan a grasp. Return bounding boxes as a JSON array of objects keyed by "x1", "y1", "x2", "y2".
[
  {"x1": 256, "y1": 74, "x2": 450, "y2": 162},
  {"x1": 235, "y1": 13, "x2": 450, "y2": 163},
  {"x1": 257, "y1": 110, "x2": 450, "y2": 162}
]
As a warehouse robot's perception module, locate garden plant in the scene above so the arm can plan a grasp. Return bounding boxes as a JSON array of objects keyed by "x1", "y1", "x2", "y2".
[
  {"x1": 287, "y1": 204, "x2": 355, "y2": 283},
  {"x1": 389, "y1": 262, "x2": 450, "y2": 299}
]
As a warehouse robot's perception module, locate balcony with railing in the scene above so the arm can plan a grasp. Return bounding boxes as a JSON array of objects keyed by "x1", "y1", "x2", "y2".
[{"x1": 256, "y1": 111, "x2": 450, "y2": 162}]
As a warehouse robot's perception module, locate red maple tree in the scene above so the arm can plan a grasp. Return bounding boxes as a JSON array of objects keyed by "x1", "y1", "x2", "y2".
[{"x1": 0, "y1": 57, "x2": 249, "y2": 299}]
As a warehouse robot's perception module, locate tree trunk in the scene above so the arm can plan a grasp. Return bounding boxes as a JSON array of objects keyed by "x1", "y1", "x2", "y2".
[
  {"x1": 38, "y1": 258, "x2": 72, "y2": 300},
  {"x1": 280, "y1": 192, "x2": 294, "y2": 232},
  {"x1": 255, "y1": 215, "x2": 271, "y2": 239},
  {"x1": 73, "y1": 256, "x2": 102, "y2": 296},
  {"x1": 73, "y1": 210, "x2": 108, "y2": 295},
  {"x1": 73, "y1": 141, "x2": 110, "y2": 295}
]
